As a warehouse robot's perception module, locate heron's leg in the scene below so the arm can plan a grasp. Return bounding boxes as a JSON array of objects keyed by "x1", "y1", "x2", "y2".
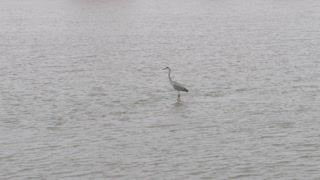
[{"x1": 177, "y1": 91, "x2": 181, "y2": 102}]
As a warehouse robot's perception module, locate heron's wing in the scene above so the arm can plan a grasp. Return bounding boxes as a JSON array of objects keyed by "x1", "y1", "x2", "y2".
[
  {"x1": 172, "y1": 81, "x2": 189, "y2": 92},
  {"x1": 172, "y1": 81, "x2": 184, "y2": 87}
]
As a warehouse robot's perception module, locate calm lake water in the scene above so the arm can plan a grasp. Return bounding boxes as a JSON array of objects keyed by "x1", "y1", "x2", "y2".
[{"x1": 1, "y1": 0, "x2": 320, "y2": 179}]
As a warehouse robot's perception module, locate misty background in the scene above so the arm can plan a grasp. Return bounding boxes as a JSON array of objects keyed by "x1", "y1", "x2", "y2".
[{"x1": 1, "y1": 0, "x2": 320, "y2": 179}]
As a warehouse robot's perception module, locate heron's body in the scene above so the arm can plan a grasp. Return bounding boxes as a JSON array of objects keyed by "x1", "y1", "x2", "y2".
[
  {"x1": 171, "y1": 81, "x2": 189, "y2": 92},
  {"x1": 163, "y1": 67, "x2": 188, "y2": 102}
]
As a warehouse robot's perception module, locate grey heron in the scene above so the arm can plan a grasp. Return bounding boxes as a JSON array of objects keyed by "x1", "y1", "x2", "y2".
[{"x1": 163, "y1": 67, "x2": 189, "y2": 102}]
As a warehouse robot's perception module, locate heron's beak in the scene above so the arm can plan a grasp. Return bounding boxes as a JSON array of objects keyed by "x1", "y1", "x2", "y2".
[{"x1": 162, "y1": 68, "x2": 167, "y2": 70}]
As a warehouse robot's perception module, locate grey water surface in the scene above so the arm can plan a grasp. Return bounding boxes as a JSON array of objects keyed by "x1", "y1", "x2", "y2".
[{"x1": 1, "y1": 0, "x2": 320, "y2": 179}]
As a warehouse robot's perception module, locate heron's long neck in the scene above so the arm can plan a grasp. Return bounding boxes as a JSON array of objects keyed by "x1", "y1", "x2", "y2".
[{"x1": 168, "y1": 69, "x2": 173, "y2": 84}]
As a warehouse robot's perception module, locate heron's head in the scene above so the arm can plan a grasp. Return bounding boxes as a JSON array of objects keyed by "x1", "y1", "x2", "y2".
[{"x1": 163, "y1": 67, "x2": 170, "y2": 70}]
